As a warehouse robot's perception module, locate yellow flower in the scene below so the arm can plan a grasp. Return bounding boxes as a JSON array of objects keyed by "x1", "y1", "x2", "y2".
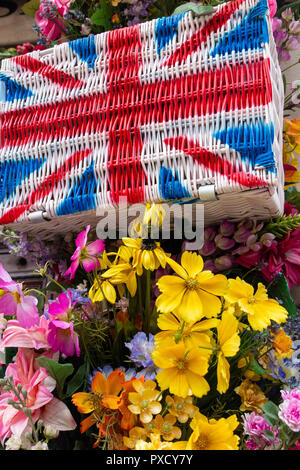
[
  {"x1": 151, "y1": 414, "x2": 182, "y2": 441},
  {"x1": 89, "y1": 276, "x2": 117, "y2": 304},
  {"x1": 101, "y1": 263, "x2": 138, "y2": 297},
  {"x1": 235, "y1": 379, "x2": 268, "y2": 414},
  {"x1": 285, "y1": 118, "x2": 300, "y2": 149},
  {"x1": 237, "y1": 355, "x2": 262, "y2": 382},
  {"x1": 186, "y1": 412, "x2": 239, "y2": 450},
  {"x1": 271, "y1": 328, "x2": 294, "y2": 359},
  {"x1": 123, "y1": 427, "x2": 147, "y2": 449},
  {"x1": 131, "y1": 203, "x2": 166, "y2": 238},
  {"x1": 152, "y1": 341, "x2": 210, "y2": 398},
  {"x1": 156, "y1": 251, "x2": 228, "y2": 323},
  {"x1": 224, "y1": 277, "x2": 288, "y2": 331},
  {"x1": 216, "y1": 312, "x2": 240, "y2": 394},
  {"x1": 122, "y1": 238, "x2": 170, "y2": 275},
  {"x1": 135, "y1": 433, "x2": 183, "y2": 450},
  {"x1": 155, "y1": 311, "x2": 218, "y2": 358},
  {"x1": 165, "y1": 395, "x2": 197, "y2": 423},
  {"x1": 128, "y1": 380, "x2": 162, "y2": 424}
]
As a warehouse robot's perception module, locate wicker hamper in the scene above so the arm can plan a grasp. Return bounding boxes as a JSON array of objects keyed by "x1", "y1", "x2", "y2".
[{"x1": 0, "y1": 0, "x2": 284, "y2": 239}]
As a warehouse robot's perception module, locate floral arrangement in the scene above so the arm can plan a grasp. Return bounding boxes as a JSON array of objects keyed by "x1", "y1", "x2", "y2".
[{"x1": 0, "y1": 0, "x2": 299, "y2": 453}]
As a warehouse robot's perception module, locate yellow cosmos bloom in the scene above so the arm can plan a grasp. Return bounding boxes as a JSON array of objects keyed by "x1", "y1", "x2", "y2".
[
  {"x1": 122, "y1": 238, "x2": 170, "y2": 275},
  {"x1": 101, "y1": 263, "x2": 138, "y2": 297},
  {"x1": 155, "y1": 251, "x2": 228, "y2": 323},
  {"x1": 216, "y1": 312, "x2": 240, "y2": 394},
  {"x1": 152, "y1": 342, "x2": 210, "y2": 399},
  {"x1": 155, "y1": 311, "x2": 218, "y2": 359},
  {"x1": 224, "y1": 277, "x2": 288, "y2": 331},
  {"x1": 186, "y1": 412, "x2": 240, "y2": 450}
]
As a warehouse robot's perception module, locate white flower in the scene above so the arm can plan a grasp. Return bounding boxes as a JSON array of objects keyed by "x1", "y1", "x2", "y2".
[
  {"x1": 44, "y1": 425, "x2": 59, "y2": 439},
  {"x1": 31, "y1": 441, "x2": 49, "y2": 450},
  {"x1": 5, "y1": 435, "x2": 22, "y2": 450}
]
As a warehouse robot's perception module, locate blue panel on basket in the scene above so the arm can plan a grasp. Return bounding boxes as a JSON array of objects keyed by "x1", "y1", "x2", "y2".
[
  {"x1": 155, "y1": 13, "x2": 185, "y2": 55},
  {"x1": 69, "y1": 36, "x2": 97, "y2": 69},
  {"x1": 159, "y1": 166, "x2": 191, "y2": 200},
  {"x1": 57, "y1": 163, "x2": 97, "y2": 216},
  {"x1": 0, "y1": 158, "x2": 44, "y2": 202},
  {"x1": 210, "y1": 0, "x2": 269, "y2": 57},
  {"x1": 213, "y1": 121, "x2": 275, "y2": 169},
  {"x1": 0, "y1": 74, "x2": 33, "y2": 102}
]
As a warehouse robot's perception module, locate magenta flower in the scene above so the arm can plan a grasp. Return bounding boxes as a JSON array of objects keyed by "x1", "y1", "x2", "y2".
[
  {"x1": 64, "y1": 225, "x2": 105, "y2": 280},
  {"x1": 278, "y1": 389, "x2": 300, "y2": 432},
  {"x1": 215, "y1": 234, "x2": 235, "y2": 250},
  {"x1": 267, "y1": 0, "x2": 277, "y2": 18},
  {"x1": 219, "y1": 220, "x2": 235, "y2": 237},
  {"x1": 35, "y1": 0, "x2": 71, "y2": 41},
  {"x1": 47, "y1": 291, "x2": 80, "y2": 357},
  {"x1": 199, "y1": 239, "x2": 216, "y2": 256},
  {"x1": 242, "y1": 412, "x2": 280, "y2": 449},
  {"x1": 0, "y1": 348, "x2": 76, "y2": 443},
  {"x1": 0, "y1": 264, "x2": 39, "y2": 329}
]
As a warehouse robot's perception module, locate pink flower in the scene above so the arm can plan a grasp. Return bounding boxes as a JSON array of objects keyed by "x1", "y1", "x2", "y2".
[
  {"x1": 0, "y1": 264, "x2": 39, "y2": 329},
  {"x1": 0, "y1": 316, "x2": 51, "y2": 351},
  {"x1": 35, "y1": 0, "x2": 71, "y2": 41},
  {"x1": 268, "y1": 0, "x2": 277, "y2": 18},
  {"x1": 47, "y1": 291, "x2": 80, "y2": 357},
  {"x1": 278, "y1": 389, "x2": 300, "y2": 432},
  {"x1": 219, "y1": 221, "x2": 236, "y2": 237},
  {"x1": 0, "y1": 348, "x2": 76, "y2": 443},
  {"x1": 199, "y1": 239, "x2": 216, "y2": 256},
  {"x1": 64, "y1": 225, "x2": 105, "y2": 280},
  {"x1": 243, "y1": 412, "x2": 280, "y2": 449},
  {"x1": 215, "y1": 234, "x2": 235, "y2": 250},
  {"x1": 214, "y1": 255, "x2": 234, "y2": 271}
]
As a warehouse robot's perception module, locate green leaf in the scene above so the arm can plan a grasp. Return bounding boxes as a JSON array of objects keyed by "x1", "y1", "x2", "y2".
[
  {"x1": 36, "y1": 356, "x2": 74, "y2": 392},
  {"x1": 66, "y1": 364, "x2": 86, "y2": 396},
  {"x1": 261, "y1": 401, "x2": 279, "y2": 426},
  {"x1": 262, "y1": 429, "x2": 276, "y2": 440},
  {"x1": 90, "y1": 0, "x2": 111, "y2": 29},
  {"x1": 249, "y1": 356, "x2": 266, "y2": 376},
  {"x1": 22, "y1": 0, "x2": 40, "y2": 18},
  {"x1": 5, "y1": 347, "x2": 18, "y2": 366},
  {"x1": 172, "y1": 3, "x2": 214, "y2": 15},
  {"x1": 268, "y1": 274, "x2": 297, "y2": 317}
]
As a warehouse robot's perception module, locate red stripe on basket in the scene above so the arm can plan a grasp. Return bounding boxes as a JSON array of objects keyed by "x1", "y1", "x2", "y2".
[
  {"x1": 12, "y1": 55, "x2": 84, "y2": 90},
  {"x1": 164, "y1": 0, "x2": 248, "y2": 67},
  {"x1": 0, "y1": 58, "x2": 272, "y2": 149},
  {"x1": 164, "y1": 136, "x2": 268, "y2": 188},
  {"x1": 0, "y1": 149, "x2": 92, "y2": 224}
]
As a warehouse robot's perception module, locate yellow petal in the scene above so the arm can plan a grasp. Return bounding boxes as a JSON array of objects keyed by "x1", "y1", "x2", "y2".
[
  {"x1": 102, "y1": 280, "x2": 116, "y2": 304},
  {"x1": 72, "y1": 393, "x2": 95, "y2": 414},
  {"x1": 176, "y1": 289, "x2": 204, "y2": 323},
  {"x1": 185, "y1": 371, "x2": 210, "y2": 398},
  {"x1": 157, "y1": 312, "x2": 180, "y2": 331},
  {"x1": 225, "y1": 277, "x2": 254, "y2": 303},
  {"x1": 197, "y1": 273, "x2": 228, "y2": 296},
  {"x1": 167, "y1": 257, "x2": 188, "y2": 279},
  {"x1": 180, "y1": 251, "x2": 204, "y2": 277},
  {"x1": 196, "y1": 289, "x2": 222, "y2": 318},
  {"x1": 217, "y1": 353, "x2": 230, "y2": 394}
]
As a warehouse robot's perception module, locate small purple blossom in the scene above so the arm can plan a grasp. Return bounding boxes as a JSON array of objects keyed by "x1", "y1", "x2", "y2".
[{"x1": 125, "y1": 332, "x2": 156, "y2": 368}]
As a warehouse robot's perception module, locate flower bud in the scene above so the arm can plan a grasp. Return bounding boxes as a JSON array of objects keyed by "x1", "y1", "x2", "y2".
[
  {"x1": 204, "y1": 226, "x2": 217, "y2": 241},
  {"x1": 44, "y1": 425, "x2": 59, "y2": 439},
  {"x1": 234, "y1": 226, "x2": 251, "y2": 243},
  {"x1": 199, "y1": 240, "x2": 216, "y2": 256},
  {"x1": 215, "y1": 234, "x2": 235, "y2": 250},
  {"x1": 214, "y1": 255, "x2": 233, "y2": 271},
  {"x1": 219, "y1": 220, "x2": 235, "y2": 237},
  {"x1": 282, "y1": 7, "x2": 293, "y2": 22}
]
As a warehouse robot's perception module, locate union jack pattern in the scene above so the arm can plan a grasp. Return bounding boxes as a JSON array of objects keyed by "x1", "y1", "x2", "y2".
[{"x1": 0, "y1": 0, "x2": 284, "y2": 235}]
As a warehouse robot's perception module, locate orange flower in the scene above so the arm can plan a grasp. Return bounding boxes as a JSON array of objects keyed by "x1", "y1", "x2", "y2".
[
  {"x1": 271, "y1": 328, "x2": 294, "y2": 359},
  {"x1": 151, "y1": 414, "x2": 182, "y2": 441},
  {"x1": 72, "y1": 369, "x2": 125, "y2": 434},
  {"x1": 102, "y1": 377, "x2": 146, "y2": 431},
  {"x1": 234, "y1": 379, "x2": 268, "y2": 414}
]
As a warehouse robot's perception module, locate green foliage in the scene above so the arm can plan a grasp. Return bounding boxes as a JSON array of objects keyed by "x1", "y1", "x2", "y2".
[
  {"x1": 262, "y1": 214, "x2": 300, "y2": 238},
  {"x1": 261, "y1": 401, "x2": 279, "y2": 427},
  {"x1": 172, "y1": 2, "x2": 214, "y2": 15},
  {"x1": 66, "y1": 363, "x2": 87, "y2": 396},
  {"x1": 90, "y1": 0, "x2": 112, "y2": 30},
  {"x1": 22, "y1": 0, "x2": 40, "y2": 17},
  {"x1": 36, "y1": 356, "x2": 74, "y2": 396},
  {"x1": 268, "y1": 274, "x2": 297, "y2": 317}
]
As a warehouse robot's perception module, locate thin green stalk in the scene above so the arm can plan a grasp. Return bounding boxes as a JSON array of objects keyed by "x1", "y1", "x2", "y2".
[{"x1": 144, "y1": 269, "x2": 151, "y2": 335}]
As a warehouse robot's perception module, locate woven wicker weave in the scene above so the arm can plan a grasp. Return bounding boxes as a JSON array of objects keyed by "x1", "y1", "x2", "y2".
[{"x1": 0, "y1": 0, "x2": 284, "y2": 239}]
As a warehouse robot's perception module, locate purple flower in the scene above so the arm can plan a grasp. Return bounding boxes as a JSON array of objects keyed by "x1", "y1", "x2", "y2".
[
  {"x1": 214, "y1": 255, "x2": 233, "y2": 271},
  {"x1": 281, "y1": 8, "x2": 293, "y2": 21},
  {"x1": 199, "y1": 240, "x2": 216, "y2": 256},
  {"x1": 289, "y1": 21, "x2": 300, "y2": 35},
  {"x1": 219, "y1": 221, "x2": 236, "y2": 237},
  {"x1": 125, "y1": 332, "x2": 155, "y2": 368},
  {"x1": 286, "y1": 36, "x2": 300, "y2": 51},
  {"x1": 234, "y1": 226, "x2": 251, "y2": 243},
  {"x1": 215, "y1": 234, "x2": 235, "y2": 250}
]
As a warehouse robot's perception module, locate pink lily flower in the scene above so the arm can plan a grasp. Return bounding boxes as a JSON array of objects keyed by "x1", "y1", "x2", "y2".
[
  {"x1": 47, "y1": 291, "x2": 80, "y2": 357},
  {"x1": 0, "y1": 264, "x2": 39, "y2": 329},
  {"x1": 64, "y1": 225, "x2": 105, "y2": 280},
  {"x1": 0, "y1": 348, "x2": 76, "y2": 443},
  {"x1": 0, "y1": 316, "x2": 51, "y2": 351}
]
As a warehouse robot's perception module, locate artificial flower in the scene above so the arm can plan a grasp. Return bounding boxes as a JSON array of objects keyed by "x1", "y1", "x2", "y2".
[
  {"x1": 186, "y1": 412, "x2": 240, "y2": 450},
  {"x1": 152, "y1": 341, "x2": 210, "y2": 398},
  {"x1": 155, "y1": 251, "x2": 228, "y2": 323},
  {"x1": 122, "y1": 238, "x2": 169, "y2": 275},
  {"x1": 0, "y1": 348, "x2": 76, "y2": 443},
  {"x1": 235, "y1": 379, "x2": 268, "y2": 414},
  {"x1": 127, "y1": 380, "x2": 162, "y2": 424},
  {"x1": 224, "y1": 277, "x2": 288, "y2": 331},
  {"x1": 64, "y1": 225, "x2": 105, "y2": 280},
  {"x1": 165, "y1": 395, "x2": 197, "y2": 423},
  {"x1": 271, "y1": 328, "x2": 294, "y2": 359},
  {"x1": 151, "y1": 413, "x2": 182, "y2": 441},
  {"x1": 0, "y1": 264, "x2": 39, "y2": 329},
  {"x1": 216, "y1": 312, "x2": 240, "y2": 394},
  {"x1": 155, "y1": 311, "x2": 218, "y2": 358}
]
